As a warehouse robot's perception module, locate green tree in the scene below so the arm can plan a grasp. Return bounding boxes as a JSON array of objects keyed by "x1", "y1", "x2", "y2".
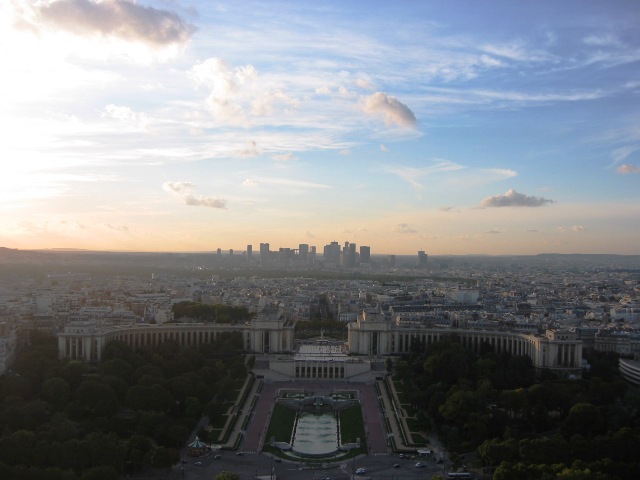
[
  {"x1": 477, "y1": 438, "x2": 519, "y2": 467},
  {"x1": 424, "y1": 340, "x2": 474, "y2": 385},
  {"x1": 562, "y1": 403, "x2": 606, "y2": 438},
  {"x1": 41, "y1": 377, "x2": 71, "y2": 407},
  {"x1": 79, "y1": 465, "x2": 118, "y2": 480},
  {"x1": 74, "y1": 381, "x2": 119, "y2": 417},
  {"x1": 215, "y1": 471, "x2": 240, "y2": 480}
]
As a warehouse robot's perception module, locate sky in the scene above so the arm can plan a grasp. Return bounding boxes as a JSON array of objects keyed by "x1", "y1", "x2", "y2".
[{"x1": 1, "y1": 0, "x2": 639, "y2": 256}]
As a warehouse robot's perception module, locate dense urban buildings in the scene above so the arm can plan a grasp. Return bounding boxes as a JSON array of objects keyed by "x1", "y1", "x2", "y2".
[{"x1": 1, "y1": 246, "x2": 639, "y2": 384}]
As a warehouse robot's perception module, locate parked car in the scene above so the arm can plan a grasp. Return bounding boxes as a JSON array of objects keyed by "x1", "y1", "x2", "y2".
[{"x1": 356, "y1": 467, "x2": 367, "y2": 474}]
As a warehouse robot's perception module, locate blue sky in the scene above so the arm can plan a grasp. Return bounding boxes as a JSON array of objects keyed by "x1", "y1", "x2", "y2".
[{"x1": 1, "y1": 0, "x2": 639, "y2": 255}]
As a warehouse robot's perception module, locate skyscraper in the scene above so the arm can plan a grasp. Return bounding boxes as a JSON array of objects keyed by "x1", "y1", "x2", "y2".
[
  {"x1": 359, "y1": 245, "x2": 371, "y2": 264},
  {"x1": 323, "y1": 241, "x2": 341, "y2": 266},
  {"x1": 298, "y1": 243, "x2": 309, "y2": 264},
  {"x1": 260, "y1": 243, "x2": 270, "y2": 268},
  {"x1": 246, "y1": 244, "x2": 252, "y2": 261},
  {"x1": 418, "y1": 250, "x2": 428, "y2": 267}
]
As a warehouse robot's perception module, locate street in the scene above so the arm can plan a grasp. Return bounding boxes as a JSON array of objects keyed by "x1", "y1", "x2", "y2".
[{"x1": 173, "y1": 452, "x2": 448, "y2": 480}]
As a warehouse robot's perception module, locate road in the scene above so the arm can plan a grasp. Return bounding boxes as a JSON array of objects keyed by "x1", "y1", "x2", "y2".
[{"x1": 172, "y1": 452, "x2": 448, "y2": 480}]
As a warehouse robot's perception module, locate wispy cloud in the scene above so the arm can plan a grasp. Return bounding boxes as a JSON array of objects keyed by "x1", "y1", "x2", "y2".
[
  {"x1": 241, "y1": 177, "x2": 331, "y2": 190},
  {"x1": 392, "y1": 223, "x2": 417, "y2": 234},
  {"x1": 480, "y1": 189, "x2": 553, "y2": 207},
  {"x1": 272, "y1": 152, "x2": 296, "y2": 162},
  {"x1": 105, "y1": 224, "x2": 130, "y2": 233},
  {"x1": 382, "y1": 161, "x2": 464, "y2": 188},
  {"x1": 610, "y1": 146, "x2": 637, "y2": 167},
  {"x1": 162, "y1": 182, "x2": 226, "y2": 209}
]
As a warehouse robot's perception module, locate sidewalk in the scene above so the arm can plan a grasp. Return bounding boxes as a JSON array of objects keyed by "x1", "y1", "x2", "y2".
[{"x1": 216, "y1": 374, "x2": 264, "y2": 450}]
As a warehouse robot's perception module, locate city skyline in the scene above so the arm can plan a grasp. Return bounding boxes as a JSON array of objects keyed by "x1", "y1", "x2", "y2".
[{"x1": 2, "y1": 1, "x2": 639, "y2": 255}]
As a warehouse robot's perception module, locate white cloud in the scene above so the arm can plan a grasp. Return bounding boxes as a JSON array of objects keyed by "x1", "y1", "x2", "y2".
[
  {"x1": 362, "y1": 92, "x2": 417, "y2": 128},
  {"x1": 572, "y1": 225, "x2": 586, "y2": 232},
  {"x1": 480, "y1": 189, "x2": 553, "y2": 207},
  {"x1": 235, "y1": 140, "x2": 261, "y2": 158},
  {"x1": 103, "y1": 104, "x2": 149, "y2": 131},
  {"x1": 356, "y1": 78, "x2": 374, "y2": 90},
  {"x1": 380, "y1": 144, "x2": 388, "y2": 152},
  {"x1": 28, "y1": 0, "x2": 195, "y2": 46},
  {"x1": 162, "y1": 182, "x2": 226, "y2": 209},
  {"x1": 188, "y1": 58, "x2": 298, "y2": 125}
]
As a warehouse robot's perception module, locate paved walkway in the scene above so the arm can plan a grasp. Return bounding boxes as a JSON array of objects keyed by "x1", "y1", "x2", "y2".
[
  {"x1": 241, "y1": 380, "x2": 390, "y2": 455},
  {"x1": 212, "y1": 373, "x2": 444, "y2": 459}
]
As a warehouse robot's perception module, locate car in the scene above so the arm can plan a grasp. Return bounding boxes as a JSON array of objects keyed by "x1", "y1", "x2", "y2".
[
  {"x1": 194, "y1": 461, "x2": 202, "y2": 466},
  {"x1": 214, "y1": 455, "x2": 221, "y2": 459},
  {"x1": 399, "y1": 454, "x2": 404, "y2": 458},
  {"x1": 235, "y1": 452, "x2": 244, "y2": 456},
  {"x1": 274, "y1": 458, "x2": 282, "y2": 463},
  {"x1": 393, "y1": 463, "x2": 400, "y2": 468},
  {"x1": 355, "y1": 467, "x2": 367, "y2": 474},
  {"x1": 415, "y1": 462, "x2": 426, "y2": 468}
]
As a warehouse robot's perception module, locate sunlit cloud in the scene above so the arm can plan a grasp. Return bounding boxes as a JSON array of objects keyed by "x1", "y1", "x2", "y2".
[
  {"x1": 26, "y1": 0, "x2": 195, "y2": 46},
  {"x1": 480, "y1": 189, "x2": 553, "y2": 207},
  {"x1": 362, "y1": 92, "x2": 417, "y2": 128},
  {"x1": 617, "y1": 164, "x2": 640, "y2": 174},
  {"x1": 188, "y1": 58, "x2": 298, "y2": 125},
  {"x1": 162, "y1": 182, "x2": 226, "y2": 209},
  {"x1": 356, "y1": 78, "x2": 374, "y2": 90}
]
